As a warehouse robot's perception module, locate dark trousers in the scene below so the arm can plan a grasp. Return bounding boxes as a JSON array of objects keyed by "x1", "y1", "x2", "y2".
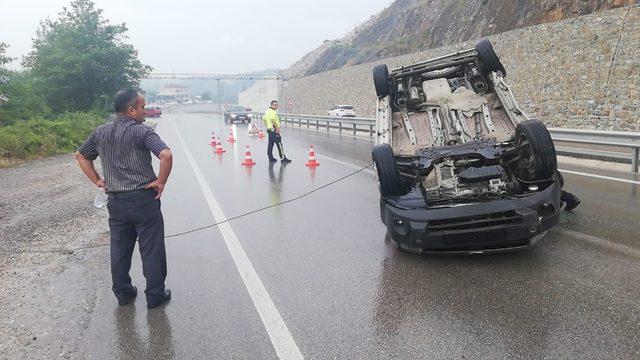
[
  {"x1": 267, "y1": 130, "x2": 285, "y2": 160},
  {"x1": 107, "y1": 189, "x2": 167, "y2": 304}
]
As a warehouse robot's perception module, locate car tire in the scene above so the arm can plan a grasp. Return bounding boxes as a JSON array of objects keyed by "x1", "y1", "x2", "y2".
[
  {"x1": 475, "y1": 38, "x2": 507, "y2": 78},
  {"x1": 515, "y1": 119, "x2": 557, "y2": 181},
  {"x1": 372, "y1": 144, "x2": 403, "y2": 197},
  {"x1": 373, "y1": 64, "x2": 390, "y2": 98}
]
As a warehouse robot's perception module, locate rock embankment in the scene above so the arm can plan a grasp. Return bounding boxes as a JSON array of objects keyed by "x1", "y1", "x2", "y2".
[
  {"x1": 281, "y1": 6, "x2": 639, "y2": 130},
  {"x1": 287, "y1": 0, "x2": 638, "y2": 77}
]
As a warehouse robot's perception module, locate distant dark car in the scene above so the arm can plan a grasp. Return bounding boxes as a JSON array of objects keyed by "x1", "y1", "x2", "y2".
[
  {"x1": 224, "y1": 105, "x2": 252, "y2": 123},
  {"x1": 144, "y1": 106, "x2": 162, "y2": 118}
]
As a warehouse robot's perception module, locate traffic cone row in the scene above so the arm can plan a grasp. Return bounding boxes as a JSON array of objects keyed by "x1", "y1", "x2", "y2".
[
  {"x1": 210, "y1": 126, "x2": 319, "y2": 169},
  {"x1": 305, "y1": 145, "x2": 320, "y2": 167}
]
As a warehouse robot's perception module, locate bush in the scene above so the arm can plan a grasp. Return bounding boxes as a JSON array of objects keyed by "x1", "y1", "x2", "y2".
[{"x1": 0, "y1": 112, "x2": 105, "y2": 160}]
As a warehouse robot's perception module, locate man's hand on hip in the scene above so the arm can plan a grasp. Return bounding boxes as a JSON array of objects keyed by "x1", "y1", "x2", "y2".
[
  {"x1": 145, "y1": 180, "x2": 165, "y2": 199},
  {"x1": 95, "y1": 179, "x2": 107, "y2": 189}
]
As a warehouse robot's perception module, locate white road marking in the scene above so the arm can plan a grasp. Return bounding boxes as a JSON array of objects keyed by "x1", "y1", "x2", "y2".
[
  {"x1": 556, "y1": 227, "x2": 640, "y2": 259},
  {"x1": 559, "y1": 168, "x2": 640, "y2": 185},
  {"x1": 171, "y1": 121, "x2": 304, "y2": 360}
]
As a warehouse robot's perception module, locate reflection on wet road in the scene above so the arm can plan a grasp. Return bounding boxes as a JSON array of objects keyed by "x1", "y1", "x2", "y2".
[{"x1": 79, "y1": 110, "x2": 640, "y2": 359}]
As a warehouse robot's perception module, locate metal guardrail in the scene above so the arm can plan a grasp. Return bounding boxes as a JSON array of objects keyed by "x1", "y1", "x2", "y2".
[
  {"x1": 548, "y1": 128, "x2": 640, "y2": 173},
  {"x1": 252, "y1": 112, "x2": 640, "y2": 173},
  {"x1": 253, "y1": 112, "x2": 377, "y2": 137}
]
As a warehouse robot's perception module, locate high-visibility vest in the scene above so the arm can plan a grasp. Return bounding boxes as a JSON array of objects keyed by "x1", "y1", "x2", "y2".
[{"x1": 262, "y1": 108, "x2": 280, "y2": 130}]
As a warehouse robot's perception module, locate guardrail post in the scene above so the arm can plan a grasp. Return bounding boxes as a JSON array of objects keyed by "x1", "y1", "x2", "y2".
[
  {"x1": 339, "y1": 122, "x2": 342, "y2": 133},
  {"x1": 353, "y1": 123, "x2": 356, "y2": 135},
  {"x1": 298, "y1": 119, "x2": 301, "y2": 127},
  {"x1": 316, "y1": 120, "x2": 319, "y2": 130},
  {"x1": 369, "y1": 125, "x2": 374, "y2": 137},
  {"x1": 307, "y1": 119, "x2": 310, "y2": 128},
  {"x1": 326, "y1": 121, "x2": 330, "y2": 131},
  {"x1": 633, "y1": 148, "x2": 639, "y2": 173}
]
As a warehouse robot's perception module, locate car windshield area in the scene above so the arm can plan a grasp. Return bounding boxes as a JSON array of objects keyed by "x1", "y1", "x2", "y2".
[
  {"x1": 230, "y1": 105, "x2": 246, "y2": 111},
  {"x1": 339, "y1": 105, "x2": 353, "y2": 109}
]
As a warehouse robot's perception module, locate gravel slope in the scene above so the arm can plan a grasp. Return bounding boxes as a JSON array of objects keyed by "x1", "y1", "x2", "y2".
[{"x1": 0, "y1": 154, "x2": 110, "y2": 359}]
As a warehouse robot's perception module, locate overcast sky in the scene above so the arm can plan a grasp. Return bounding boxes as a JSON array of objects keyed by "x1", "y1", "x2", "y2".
[{"x1": 1, "y1": 0, "x2": 393, "y2": 73}]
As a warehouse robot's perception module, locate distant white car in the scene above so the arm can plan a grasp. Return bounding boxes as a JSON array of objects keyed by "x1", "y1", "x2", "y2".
[{"x1": 328, "y1": 105, "x2": 356, "y2": 117}]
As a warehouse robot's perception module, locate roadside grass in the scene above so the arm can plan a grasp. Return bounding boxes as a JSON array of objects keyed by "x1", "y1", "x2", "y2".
[{"x1": 0, "y1": 112, "x2": 105, "y2": 167}]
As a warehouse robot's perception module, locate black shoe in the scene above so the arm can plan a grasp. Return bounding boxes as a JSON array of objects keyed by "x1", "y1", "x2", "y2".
[
  {"x1": 268, "y1": 157, "x2": 278, "y2": 163},
  {"x1": 117, "y1": 286, "x2": 137, "y2": 306},
  {"x1": 147, "y1": 289, "x2": 171, "y2": 309},
  {"x1": 281, "y1": 158, "x2": 292, "y2": 164},
  {"x1": 563, "y1": 193, "x2": 581, "y2": 211}
]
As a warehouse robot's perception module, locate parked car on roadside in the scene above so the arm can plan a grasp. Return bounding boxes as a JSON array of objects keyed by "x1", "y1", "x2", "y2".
[
  {"x1": 372, "y1": 38, "x2": 578, "y2": 255},
  {"x1": 328, "y1": 104, "x2": 356, "y2": 117},
  {"x1": 224, "y1": 105, "x2": 252, "y2": 123},
  {"x1": 144, "y1": 105, "x2": 162, "y2": 118}
]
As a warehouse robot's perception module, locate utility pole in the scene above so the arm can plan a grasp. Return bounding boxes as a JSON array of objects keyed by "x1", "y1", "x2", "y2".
[{"x1": 216, "y1": 78, "x2": 221, "y2": 110}]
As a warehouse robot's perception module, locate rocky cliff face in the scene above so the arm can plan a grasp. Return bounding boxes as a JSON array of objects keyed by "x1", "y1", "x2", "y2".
[{"x1": 284, "y1": 0, "x2": 638, "y2": 78}]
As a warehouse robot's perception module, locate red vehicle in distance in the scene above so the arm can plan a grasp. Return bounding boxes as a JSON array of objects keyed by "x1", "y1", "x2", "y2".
[{"x1": 144, "y1": 105, "x2": 162, "y2": 118}]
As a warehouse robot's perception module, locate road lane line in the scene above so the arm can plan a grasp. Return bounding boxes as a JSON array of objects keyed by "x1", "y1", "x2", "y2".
[
  {"x1": 558, "y1": 169, "x2": 640, "y2": 185},
  {"x1": 556, "y1": 227, "x2": 640, "y2": 259},
  {"x1": 171, "y1": 121, "x2": 304, "y2": 360}
]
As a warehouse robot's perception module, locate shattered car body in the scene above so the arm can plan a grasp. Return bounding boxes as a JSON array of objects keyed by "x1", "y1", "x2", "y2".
[{"x1": 372, "y1": 39, "x2": 575, "y2": 254}]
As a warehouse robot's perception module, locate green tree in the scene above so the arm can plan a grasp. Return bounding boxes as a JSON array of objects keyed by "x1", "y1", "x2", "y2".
[
  {"x1": 201, "y1": 91, "x2": 212, "y2": 101},
  {"x1": 0, "y1": 71, "x2": 52, "y2": 126},
  {"x1": 23, "y1": 0, "x2": 151, "y2": 113},
  {"x1": 0, "y1": 42, "x2": 12, "y2": 107}
]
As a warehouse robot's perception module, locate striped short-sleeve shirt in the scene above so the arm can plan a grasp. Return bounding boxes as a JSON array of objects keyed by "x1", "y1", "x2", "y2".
[{"x1": 78, "y1": 115, "x2": 169, "y2": 193}]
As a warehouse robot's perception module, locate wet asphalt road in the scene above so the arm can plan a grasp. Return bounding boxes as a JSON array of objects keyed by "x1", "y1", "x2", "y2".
[{"x1": 79, "y1": 110, "x2": 640, "y2": 359}]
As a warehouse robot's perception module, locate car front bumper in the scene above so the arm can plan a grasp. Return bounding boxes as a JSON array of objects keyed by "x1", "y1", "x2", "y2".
[{"x1": 381, "y1": 183, "x2": 561, "y2": 254}]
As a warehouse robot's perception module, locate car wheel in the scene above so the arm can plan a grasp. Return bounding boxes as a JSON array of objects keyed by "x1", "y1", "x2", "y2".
[
  {"x1": 475, "y1": 38, "x2": 507, "y2": 78},
  {"x1": 373, "y1": 64, "x2": 390, "y2": 98},
  {"x1": 515, "y1": 119, "x2": 557, "y2": 181},
  {"x1": 372, "y1": 144, "x2": 403, "y2": 197}
]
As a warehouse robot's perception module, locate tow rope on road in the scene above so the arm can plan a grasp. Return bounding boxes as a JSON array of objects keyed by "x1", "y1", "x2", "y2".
[{"x1": 1, "y1": 163, "x2": 374, "y2": 255}]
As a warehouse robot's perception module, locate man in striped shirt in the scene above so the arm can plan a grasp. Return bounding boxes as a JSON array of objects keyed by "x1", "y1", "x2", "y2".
[{"x1": 76, "y1": 89, "x2": 173, "y2": 309}]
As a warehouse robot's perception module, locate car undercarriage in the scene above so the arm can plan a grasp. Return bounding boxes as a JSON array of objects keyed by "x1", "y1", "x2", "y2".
[{"x1": 371, "y1": 39, "x2": 579, "y2": 253}]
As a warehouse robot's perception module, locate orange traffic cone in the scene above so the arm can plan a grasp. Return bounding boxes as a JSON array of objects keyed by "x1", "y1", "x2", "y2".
[
  {"x1": 241, "y1": 145, "x2": 256, "y2": 166},
  {"x1": 305, "y1": 145, "x2": 320, "y2": 167},
  {"x1": 258, "y1": 130, "x2": 265, "y2": 139},
  {"x1": 214, "y1": 137, "x2": 226, "y2": 154},
  {"x1": 209, "y1": 131, "x2": 216, "y2": 146},
  {"x1": 228, "y1": 130, "x2": 236, "y2": 143}
]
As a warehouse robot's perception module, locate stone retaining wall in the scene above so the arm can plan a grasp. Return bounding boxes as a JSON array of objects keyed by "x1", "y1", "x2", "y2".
[{"x1": 281, "y1": 6, "x2": 639, "y2": 130}]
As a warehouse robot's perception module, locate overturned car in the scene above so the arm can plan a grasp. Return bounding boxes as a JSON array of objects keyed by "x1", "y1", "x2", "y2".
[{"x1": 372, "y1": 39, "x2": 579, "y2": 254}]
